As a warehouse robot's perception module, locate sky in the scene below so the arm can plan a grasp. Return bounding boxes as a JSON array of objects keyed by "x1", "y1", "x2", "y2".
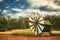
[{"x1": 0, "y1": 0, "x2": 60, "y2": 18}]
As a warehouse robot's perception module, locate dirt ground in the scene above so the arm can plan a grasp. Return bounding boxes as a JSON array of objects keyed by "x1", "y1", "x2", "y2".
[{"x1": 0, "y1": 35, "x2": 60, "y2": 40}]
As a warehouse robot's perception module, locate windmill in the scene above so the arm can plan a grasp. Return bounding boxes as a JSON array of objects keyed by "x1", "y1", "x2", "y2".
[{"x1": 29, "y1": 12, "x2": 45, "y2": 35}]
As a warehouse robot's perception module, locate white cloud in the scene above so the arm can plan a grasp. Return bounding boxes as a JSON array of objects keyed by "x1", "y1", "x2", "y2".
[
  {"x1": 16, "y1": 0, "x2": 19, "y2": 1},
  {"x1": 27, "y1": 0, "x2": 52, "y2": 7},
  {"x1": 27, "y1": 0, "x2": 60, "y2": 9},
  {"x1": 0, "y1": 0, "x2": 3, "y2": 2},
  {"x1": 0, "y1": 9, "x2": 2, "y2": 12},
  {"x1": 2, "y1": 9, "x2": 31, "y2": 18},
  {"x1": 3, "y1": 10, "x2": 8, "y2": 15},
  {"x1": 6, "y1": 6, "x2": 10, "y2": 9},
  {"x1": 1, "y1": 0, "x2": 60, "y2": 18},
  {"x1": 27, "y1": 0, "x2": 60, "y2": 17},
  {"x1": 20, "y1": 5, "x2": 25, "y2": 9},
  {"x1": 2, "y1": 0, "x2": 60, "y2": 18},
  {"x1": 3, "y1": 10, "x2": 7, "y2": 13},
  {"x1": 3, "y1": 8, "x2": 60, "y2": 18},
  {"x1": 12, "y1": 8, "x2": 23, "y2": 12}
]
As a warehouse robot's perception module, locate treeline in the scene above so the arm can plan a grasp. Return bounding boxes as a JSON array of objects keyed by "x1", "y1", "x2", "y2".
[
  {"x1": 44, "y1": 15, "x2": 60, "y2": 31},
  {"x1": 0, "y1": 15, "x2": 60, "y2": 31},
  {"x1": 0, "y1": 16, "x2": 29, "y2": 31}
]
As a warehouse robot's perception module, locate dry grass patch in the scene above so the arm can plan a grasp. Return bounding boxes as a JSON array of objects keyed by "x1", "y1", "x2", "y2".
[
  {"x1": 0, "y1": 31, "x2": 12, "y2": 35},
  {"x1": 0, "y1": 29, "x2": 34, "y2": 35},
  {"x1": 0, "y1": 29, "x2": 60, "y2": 36},
  {"x1": 11, "y1": 29, "x2": 34, "y2": 36},
  {"x1": 50, "y1": 30, "x2": 60, "y2": 35}
]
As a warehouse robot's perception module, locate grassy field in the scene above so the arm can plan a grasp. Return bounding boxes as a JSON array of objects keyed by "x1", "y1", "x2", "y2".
[
  {"x1": 0, "y1": 29, "x2": 34, "y2": 35},
  {"x1": 0, "y1": 29, "x2": 60, "y2": 36}
]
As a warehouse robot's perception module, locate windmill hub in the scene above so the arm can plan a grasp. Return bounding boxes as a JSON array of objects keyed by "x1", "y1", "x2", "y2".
[{"x1": 34, "y1": 21, "x2": 39, "y2": 26}]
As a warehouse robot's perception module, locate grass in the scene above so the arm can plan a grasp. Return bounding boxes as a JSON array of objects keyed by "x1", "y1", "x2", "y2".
[
  {"x1": 50, "y1": 30, "x2": 60, "y2": 35},
  {"x1": 0, "y1": 31, "x2": 12, "y2": 35},
  {"x1": 0, "y1": 29, "x2": 34, "y2": 36},
  {"x1": 0, "y1": 29, "x2": 60, "y2": 36},
  {"x1": 11, "y1": 29, "x2": 34, "y2": 36}
]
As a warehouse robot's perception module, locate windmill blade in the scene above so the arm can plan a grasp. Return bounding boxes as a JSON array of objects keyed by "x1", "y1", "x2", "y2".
[
  {"x1": 33, "y1": 25, "x2": 42, "y2": 35},
  {"x1": 37, "y1": 25, "x2": 42, "y2": 34},
  {"x1": 38, "y1": 17, "x2": 44, "y2": 24},
  {"x1": 39, "y1": 20, "x2": 44, "y2": 24},
  {"x1": 29, "y1": 17, "x2": 35, "y2": 22},
  {"x1": 38, "y1": 24, "x2": 44, "y2": 30},
  {"x1": 35, "y1": 25, "x2": 42, "y2": 35},
  {"x1": 38, "y1": 24, "x2": 43, "y2": 31},
  {"x1": 30, "y1": 25, "x2": 35, "y2": 29},
  {"x1": 39, "y1": 17, "x2": 44, "y2": 22},
  {"x1": 29, "y1": 20, "x2": 34, "y2": 23},
  {"x1": 29, "y1": 22, "x2": 34, "y2": 27},
  {"x1": 32, "y1": 12, "x2": 40, "y2": 21},
  {"x1": 34, "y1": 27, "x2": 37, "y2": 35}
]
